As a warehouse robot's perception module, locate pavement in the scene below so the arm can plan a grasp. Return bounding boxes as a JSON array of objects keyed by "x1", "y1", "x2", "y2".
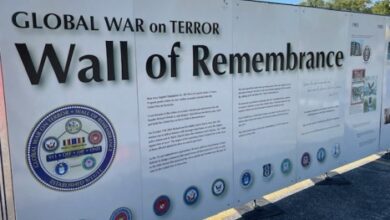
[{"x1": 206, "y1": 152, "x2": 390, "y2": 220}]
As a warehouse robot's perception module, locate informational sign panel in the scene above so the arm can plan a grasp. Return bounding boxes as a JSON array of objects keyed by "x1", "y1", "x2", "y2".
[
  {"x1": 232, "y1": 2, "x2": 299, "y2": 204},
  {"x1": 134, "y1": 0, "x2": 234, "y2": 219},
  {"x1": 380, "y1": 18, "x2": 390, "y2": 150},
  {"x1": 0, "y1": 1, "x2": 389, "y2": 220},
  {"x1": 296, "y1": 8, "x2": 348, "y2": 180},
  {"x1": 343, "y1": 14, "x2": 385, "y2": 163},
  {"x1": 0, "y1": 0, "x2": 143, "y2": 219}
]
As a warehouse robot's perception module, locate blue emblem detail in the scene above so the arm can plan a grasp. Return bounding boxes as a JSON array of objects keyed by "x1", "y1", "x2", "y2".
[
  {"x1": 332, "y1": 143, "x2": 341, "y2": 158},
  {"x1": 317, "y1": 148, "x2": 326, "y2": 163},
  {"x1": 26, "y1": 105, "x2": 117, "y2": 191},
  {"x1": 110, "y1": 207, "x2": 132, "y2": 220},
  {"x1": 240, "y1": 170, "x2": 253, "y2": 188},
  {"x1": 183, "y1": 186, "x2": 200, "y2": 205},
  {"x1": 42, "y1": 137, "x2": 59, "y2": 152},
  {"x1": 55, "y1": 162, "x2": 68, "y2": 175},
  {"x1": 281, "y1": 158, "x2": 292, "y2": 175},
  {"x1": 262, "y1": 163, "x2": 274, "y2": 181},
  {"x1": 211, "y1": 178, "x2": 226, "y2": 196}
]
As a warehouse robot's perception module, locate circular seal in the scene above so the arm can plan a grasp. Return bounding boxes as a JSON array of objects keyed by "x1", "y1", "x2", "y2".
[
  {"x1": 183, "y1": 186, "x2": 200, "y2": 205},
  {"x1": 363, "y1": 46, "x2": 371, "y2": 62},
  {"x1": 110, "y1": 207, "x2": 132, "y2": 220},
  {"x1": 89, "y1": 130, "x2": 103, "y2": 145},
  {"x1": 211, "y1": 178, "x2": 226, "y2": 196},
  {"x1": 262, "y1": 163, "x2": 274, "y2": 181},
  {"x1": 82, "y1": 156, "x2": 96, "y2": 170},
  {"x1": 332, "y1": 143, "x2": 341, "y2": 158},
  {"x1": 240, "y1": 170, "x2": 254, "y2": 189},
  {"x1": 280, "y1": 158, "x2": 292, "y2": 175},
  {"x1": 301, "y1": 152, "x2": 311, "y2": 168},
  {"x1": 317, "y1": 148, "x2": 326, "y2": 163},
  {"x1": 26, "y1": 105, "x2": 117, "y2": 191},
  {"x1": 42, "y1": 137, "x2": 60, "y2": 152},
  {"x1": 153, "y1": 195, "x2": 171, "y2": 216},
  {"x1": 65, "y1": 118, "x2": 82, "y2": 134},
  {"x1": 55, "y1": 162, "x2": 68, "y2": 175}
]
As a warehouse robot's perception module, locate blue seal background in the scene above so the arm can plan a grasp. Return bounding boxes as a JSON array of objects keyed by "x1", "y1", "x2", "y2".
[
  {"x1": 211, "y1": 178, "x2": 226, "y2": 196},
  {"x1": 26, "y1": 105, "x2": 117, "y2": 191},
  {"x1": 183, "y1": 186, "x2": 200, "y2": 205},
  {"x1": 240, "y1": 170, "x2": 253, "y2": 188},
  {"x1": 281, "y1": 158, "x2": 292, "y2": 175},
  {"x1": 317, "y1": 148, "x2": 327, "y2": 162}
]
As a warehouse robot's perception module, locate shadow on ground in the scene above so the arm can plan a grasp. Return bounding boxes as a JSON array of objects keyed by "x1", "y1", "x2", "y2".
[{"x1": 236, "y1": 155, "x2": 390, "y2": 220}]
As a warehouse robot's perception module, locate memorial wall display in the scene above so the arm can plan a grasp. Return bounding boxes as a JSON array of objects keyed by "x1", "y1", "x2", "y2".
[
  {"x1": 344, "y1": 14, "x2": 385, "y2": 163},
  {"x1": 0, "y1": 0, "x2": 389, "y2": 219},
  {"x1": 296, "y1": 8, "x2": 348, "y2": 180},
  {"x1": 380, "y1": 17, "x2": 390, "y2": 151},
  {"x1": 232, "y1": 2, "x2": 299, "y2": 205}
]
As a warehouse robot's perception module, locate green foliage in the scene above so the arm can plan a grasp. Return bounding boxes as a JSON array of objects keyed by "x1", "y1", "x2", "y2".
[
  {"x1": 372, "y1": 0, "x2": 390, "y2": 15},
  {"x1": 300, "y1": 0, "x2": 327, "y2": 7},
  {"x1": 329, "y1": 0, "x2": 372, "y2": 13},
  {"x1": 299, "y1": 0, "x2": 390, "y2": 15}
]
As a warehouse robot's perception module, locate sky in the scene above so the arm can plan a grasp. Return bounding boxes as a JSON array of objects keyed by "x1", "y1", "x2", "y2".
[
  {"x1": 258, "y1": 0, "x2": 379, "y2": 6},
  {"x1": 266, "y1": 0, "x2": 300, "y2": 4}
]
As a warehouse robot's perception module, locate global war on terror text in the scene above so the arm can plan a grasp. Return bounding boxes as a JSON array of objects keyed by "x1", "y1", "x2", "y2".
[{"x1": 11, "y1": 12, "x2": 343, "y2": 85}]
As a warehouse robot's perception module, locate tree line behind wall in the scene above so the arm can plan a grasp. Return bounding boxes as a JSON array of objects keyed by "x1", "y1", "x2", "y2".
[{"x1": 300, "y1": 0, "x2": 390, "y2": 15}]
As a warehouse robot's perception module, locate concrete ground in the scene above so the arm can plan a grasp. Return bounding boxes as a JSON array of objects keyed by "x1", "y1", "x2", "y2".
[{"x1": 207, "y1": 152, "x2": 390, "y2": 220}]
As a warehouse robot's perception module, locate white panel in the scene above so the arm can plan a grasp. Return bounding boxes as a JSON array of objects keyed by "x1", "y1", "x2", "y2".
[
  {"x1": 380, "y1": 18, "x2": 390, "y2": 150},
  {"x1": 0, "y1": 1, "x2": 388, "y2": 219},
  {"x1": 133, "y1": 0, "x2": 234, "y2": 219},
  {"x1": 296, "y1": 8, "x2": 349, "y2": 180},
  {"x1": 0, "y1": 0, "x2": 142, "y2": 219},
  {"x1": 343, "y1": 14, "x2": 385, "y2": 162},
  {"x1": 232, "y1": 1, "x2": 299, "y2": 204}
]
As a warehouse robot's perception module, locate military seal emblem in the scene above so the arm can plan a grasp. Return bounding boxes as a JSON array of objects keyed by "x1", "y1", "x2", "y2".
[
  {"x1": 110, "y1": 207, "x2": 132, "y2": 220},
  {"x1": 26, "y1": 105, "x2": 116, "y2": 191},
  {"x1": 153, "y1": 195, "x2": 171, "y2": 216},
  {"x1": 183, "y1": 186, "x2": 200, "y2": 205},
  {"x1": 211, "y1": 178, "x2": 226, "y2": 196}
]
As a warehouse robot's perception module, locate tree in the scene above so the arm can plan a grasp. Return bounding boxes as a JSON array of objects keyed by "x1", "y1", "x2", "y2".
[
  {"x1": 299, "y1": 0, "x2": 390, "y2": 15},
  {"x1": 329, "y1": 0, "x2": 372, "y2": 13},
  {"x1": 372, "y1": 0, "x2": 390, "y2": 15},
  {"x1": 300, "y1": 0, "x2": 327, "y2": 7}
]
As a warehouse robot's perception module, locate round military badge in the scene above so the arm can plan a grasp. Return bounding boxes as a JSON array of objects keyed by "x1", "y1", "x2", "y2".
[
  {"x1": 153, "y1": 195, "x2": 171, "y2": 216},
  {"x1": 55, "y1": 162, "x2": 68, "y2": 175},
  {"x1": 89, "y1": 130, "x2": 103, "y2": 145},
  {"x1": 42, "y1": 137, "x2": 60, "y2": 152},
  {"x1": 65, "y1": 118, "x2": 82, "y2": 134},
  {"x1": 183, "y1": 186, "x2": 200, "y2": 205},
  {"x1": 82, "y1": 156, "x2": 96, "y2": 170},
  {"x1": 262, "y1": 163, "x2": 274, "y2": 181},
  {"x1": 301, "y1": 152, "x2": 311, "y2": 168},
  {"x1": 332, "y1": 143, "x2": 341, "y2": 158},
  {"x1": 240, "y1": 170, "x2": 254, "y2": 189},
  {"x1": 110, "y1": 207, "x2": 132, "y2": 220},
  {"x1": 280, "y1": 158, "x2": 292, "y2": 175},
  {"x1": 317, "y1": 148, "x2": 326, "y2": 163},
  {"x1": 211, "y1": 178, "x2": 226, "y2": 196},
  {"x1": 26, "y1": 105, "x2": 117, "y2": 191}
]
